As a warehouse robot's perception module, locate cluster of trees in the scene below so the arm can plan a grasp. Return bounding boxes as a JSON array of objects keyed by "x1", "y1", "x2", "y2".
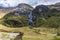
[{"x1": 1, "y1": 4, "x2": 60, "y2": 28}]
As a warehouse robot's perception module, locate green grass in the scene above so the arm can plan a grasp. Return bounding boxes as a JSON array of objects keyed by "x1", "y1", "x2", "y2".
[
  {"x1": 23, "y1": 37, "x2": 60, "y2": 40},
  {"x1": 52, "y1": 37, "x2": 60, "y2": 40},
  {"x1": 1, "y1": 33, "x2": 9, "y2": 38},
  {"x1": 0, "y1": 24, "x2": 60, "y2": 40},
  {"x1": 23, "y1": 37, "x2": 42, "y2": 40}
]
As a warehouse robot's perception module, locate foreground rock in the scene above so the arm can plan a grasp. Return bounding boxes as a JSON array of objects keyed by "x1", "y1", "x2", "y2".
[{"x1": 0, "y1": 32, "x2": 24, "y2": 40}]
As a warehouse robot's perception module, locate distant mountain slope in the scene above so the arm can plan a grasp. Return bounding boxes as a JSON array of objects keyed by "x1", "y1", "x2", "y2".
[
  {"x1": 0, "y1": 3, "x2": 33, "y2": 13},
  {"x1": 17, "y1": 3, "x2": 33, "y2": 11},
  {"x1": 1, "y1": 3, "x2": 34, "y2": 27},
  {"x1": 55, "y1": 2, "x2": 60, "y2": 5},
  {"x1": 0, "y1": 2, "x2": 60, "y2": 13},
  {"x1": 47, "y1": 2, "x2": 60, "y2": 10}
]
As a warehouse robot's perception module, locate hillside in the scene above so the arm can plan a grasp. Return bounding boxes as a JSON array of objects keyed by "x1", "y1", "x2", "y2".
[
  {"x1": 0, "y1": 3, "x2": 60, "y2": 40},
  {"x1": 0, "y1": 3, "x2": 33, "y2": 13}
]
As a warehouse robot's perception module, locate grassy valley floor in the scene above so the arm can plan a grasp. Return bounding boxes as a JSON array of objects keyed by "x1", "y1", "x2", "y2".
[
  {"x1": 0, "y1": 24, "x2": 60, "y2": 40},
  {"x1": 0, "y1": 13, "x2": 60, "y2": 40}
]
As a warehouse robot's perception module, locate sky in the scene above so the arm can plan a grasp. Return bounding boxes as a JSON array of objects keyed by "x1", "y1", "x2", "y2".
[{"x1": 0, "y1": 0, "x2": 60, "y2": 7}]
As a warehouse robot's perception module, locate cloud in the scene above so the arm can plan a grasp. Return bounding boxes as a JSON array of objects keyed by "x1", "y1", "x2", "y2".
[{"x1": 0, "y1": 0, "x2": 60, "y2": 7}]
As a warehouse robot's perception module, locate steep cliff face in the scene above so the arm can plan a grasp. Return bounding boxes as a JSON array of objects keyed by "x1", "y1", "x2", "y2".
[
  {"x1": 11, "y1": 3, "x2": 33, "y2": 16},
  {"x1": 11, "y1": 3, "x2": 34, "y2": 26},
  {"x1": 32, "y1": 5, "x2": 49, "y2": 19},
  {"x1": 2, "y1": 3, "x2": 34, "y2": 27}
]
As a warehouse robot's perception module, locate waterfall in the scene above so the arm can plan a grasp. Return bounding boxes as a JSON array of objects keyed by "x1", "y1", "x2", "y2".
[
  {"x1": 28, "y1": 12, "x2": 33, "y2": 26},
  {"x1": 14, "y1": 8, "x2": 34, "y2": 26}
]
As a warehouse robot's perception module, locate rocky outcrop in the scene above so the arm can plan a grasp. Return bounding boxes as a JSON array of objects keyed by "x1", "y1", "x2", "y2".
[
  {"x1": 17, "y1": 3, "x2": 33, "y2": 11},
  {"x1": 0, "y1": 32, "x2": 24, "y2": 40},
  {"x1": 32, "y1": 5, "x2": 49, "y2": 21},
  {"x1": 14, "y1": 32, "x2": 24, "y2": 40},
  {"x1": 2, "y1": 3, "x2": 34, "y2": 27}
]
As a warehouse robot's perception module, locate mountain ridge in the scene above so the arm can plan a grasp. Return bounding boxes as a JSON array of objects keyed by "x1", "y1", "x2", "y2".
[
  {"x1": 0, "y1": 3, "x2": 33, "y2": 13},
  {"x1": 0, "y1": 2, "x2": 60, "y2": 13}
]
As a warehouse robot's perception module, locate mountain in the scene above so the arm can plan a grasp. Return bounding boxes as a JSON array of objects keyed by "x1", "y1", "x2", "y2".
[
  {"x1": 32, "y1": 5, "x2": 49, "y2": 17},
  {"x1": 55, "y1": 2, "x2": 60, "y2": 5},
  {"x1": 32, "y1": 5, "x2": 49, "y2": 24},
  {"x1": 46, "y1": 2, "x2": 60, "y2": 11},
  {"x1": 0, "y1": 3, "x2": 33, "y2": 13},
  {"x1": 2, "y1": 3, "x2": 34, "y2": 27},
  {"x1": 17, "y1": 3, "x2": 33, "y2": 11},
  {"x1": 0, "y1": 7, "x2": 16, "y2": 13},
  {"x1": 8, "y1": 3, "x2": 33, "y2": 16}
]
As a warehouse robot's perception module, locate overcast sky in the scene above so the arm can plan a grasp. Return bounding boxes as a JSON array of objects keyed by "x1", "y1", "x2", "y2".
[{"x1": 0, "y1": 0, "x2": 60, "y2": 7}]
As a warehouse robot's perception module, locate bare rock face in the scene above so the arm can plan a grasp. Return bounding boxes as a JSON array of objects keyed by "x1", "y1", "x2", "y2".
[
  {"x1": 6, "y1": 3, "x2": 34, "y2": 18},
  {"x1": 32, "y1": 5, "x2": 49, "y2": 17},
  {"x1": 33, "y1": 5, "x2": 49, "y2": 15},
  {"x1": 17, "y1": 3, "x2": 33, "y2": 11},
  {"x1": 2, "y1": 3, "x2": 34, "y2": 27},
  {"x1": 55, "y1": 2, "x2": 60, "y2": 5},
  {"x1": 12, "y1": 3, "x2": 33, "y2": 16},
  {"x1": 32, "y1": 5, "x2": 49, "y2": 21}
]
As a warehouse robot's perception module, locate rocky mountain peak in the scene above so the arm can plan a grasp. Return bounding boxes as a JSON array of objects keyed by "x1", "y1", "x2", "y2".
[
  {"x1": 17, "y1": 3, "x2": 33, "y2": 11},
  {"x1": 55, "y1": 2, "x2": 60, "y2": 5}
]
